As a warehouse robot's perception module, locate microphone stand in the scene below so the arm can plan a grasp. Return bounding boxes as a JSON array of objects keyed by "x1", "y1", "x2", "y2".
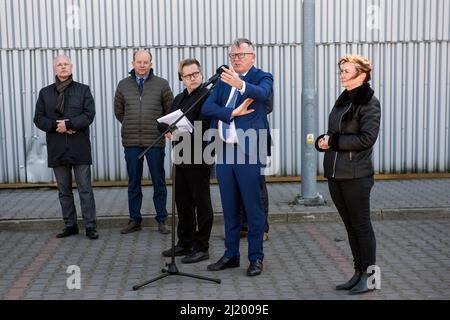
[{"x1": 132, "y1": 79, "x2": 221, "y2": 290}]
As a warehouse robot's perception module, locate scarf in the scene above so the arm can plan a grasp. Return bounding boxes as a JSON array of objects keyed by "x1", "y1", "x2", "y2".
[
  {"x1": 55, "y1": 74, "x2": 73, "y2": 114},
  {"x1": 334, "y1": 82, "x2": 374, "y2": 109}
]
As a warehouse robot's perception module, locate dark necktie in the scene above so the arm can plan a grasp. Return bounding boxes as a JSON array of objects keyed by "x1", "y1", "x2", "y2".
[{"x1": 138, "y1": 77, "x2": 144, "y2": 93}]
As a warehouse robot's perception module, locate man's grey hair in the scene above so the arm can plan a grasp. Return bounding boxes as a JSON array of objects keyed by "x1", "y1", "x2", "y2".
[
  {"x1": 231, "y1": 38, "x2": 255, "y2": 52},
  {"x1": 53, "y1": 54, "x2": 72, "y2": 67}
]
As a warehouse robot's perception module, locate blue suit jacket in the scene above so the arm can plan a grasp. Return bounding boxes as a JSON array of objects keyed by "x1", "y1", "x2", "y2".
[{"x1": 201, "y1": 66, "x2": 273, "y2": 157}]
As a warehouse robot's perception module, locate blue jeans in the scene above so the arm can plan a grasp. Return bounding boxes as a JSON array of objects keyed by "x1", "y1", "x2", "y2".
[{"x1": 124, "y1": 147, "x2": 168, "y2": 224}]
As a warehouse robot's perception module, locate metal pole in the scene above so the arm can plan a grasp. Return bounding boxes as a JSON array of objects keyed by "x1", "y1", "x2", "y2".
[{"x1": 296, "y1": 0, "x2": 324, "y2": 205}]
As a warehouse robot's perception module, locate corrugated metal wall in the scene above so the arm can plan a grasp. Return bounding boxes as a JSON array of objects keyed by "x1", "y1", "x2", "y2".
[{"x1": 0, "y1": 0, "x2": 449, "y2": 183}]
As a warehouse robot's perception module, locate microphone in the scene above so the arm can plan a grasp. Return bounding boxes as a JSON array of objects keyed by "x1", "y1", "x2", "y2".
[{"x1": 201, "y1": 65, "x2": 228, "y2": 88}]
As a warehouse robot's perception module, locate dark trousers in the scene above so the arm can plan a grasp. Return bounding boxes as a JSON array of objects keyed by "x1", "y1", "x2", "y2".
[
  {"x1": 53, "y1": 165, "x2": 96, "y2": 229},
  {"x1": 328, "y1": 177, "x2": 376, "y2": 272},
  {"x1": 241, "y1": 175, "x2": 269, "y2": 233},
  {"x1": 175, "y1": 166, "x2": 214, "y2": 252}
]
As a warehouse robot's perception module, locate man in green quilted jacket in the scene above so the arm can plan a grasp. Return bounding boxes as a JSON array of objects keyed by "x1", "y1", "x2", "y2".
[{"x1": 114, "y1": 50, "x2": 173, "y2": 235}]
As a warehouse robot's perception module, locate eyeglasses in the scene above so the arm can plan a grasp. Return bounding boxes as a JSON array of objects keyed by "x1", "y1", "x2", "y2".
[
  {"x1": 182, "y1": 71, "x2": 201, "y2": 80},
  {"x1": 228, "y1": 52, "x2": 254, "y2": 60}
]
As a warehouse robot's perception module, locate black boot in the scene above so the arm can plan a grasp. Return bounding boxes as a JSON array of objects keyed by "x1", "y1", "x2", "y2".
[
  {"x1": 349, "y1": 273, "x2": 375, "y2": 295},
  {"x1": 335, "y1": 271, "x2": 362, "y2": 290}
]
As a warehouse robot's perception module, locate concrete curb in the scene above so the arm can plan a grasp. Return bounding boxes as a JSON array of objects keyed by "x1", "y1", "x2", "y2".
[
  {"x1": 380, "y1": 207, "x2": 450, "y2": 220},
  {"x1": 1, "y1": 207, "x2": 449, "y2": 230}
]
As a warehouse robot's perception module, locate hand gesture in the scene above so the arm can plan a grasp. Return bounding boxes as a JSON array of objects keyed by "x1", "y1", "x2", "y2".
[
  {"x1": 231, "y1": 98, "x2": 254, "y2": 117},
  {"x1": 318, "y1": 135, "x2": 330, "y2": 150},
  {"x1": 220, "y1": 65, "x2": 244, "y2": 90},
  {"x1": 164, "y1": 132, "x2": 173, "y2": 140},
  {"x1": 56, "y1": 120, "x2": 67, "y2": 133}
]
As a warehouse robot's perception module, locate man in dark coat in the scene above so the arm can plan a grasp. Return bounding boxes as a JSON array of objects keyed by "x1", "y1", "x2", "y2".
[
  {"x1": 160, "y1": 58, "x2": 214, "y2": 264},
  {"x1": 34, "y1": 55, "x2": 98, "y2": 240}
]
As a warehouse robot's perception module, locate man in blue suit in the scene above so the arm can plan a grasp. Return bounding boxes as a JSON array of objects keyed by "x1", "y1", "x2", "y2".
[{"x1": 201, "y1": 38, "x2": 273, "y2": 276}]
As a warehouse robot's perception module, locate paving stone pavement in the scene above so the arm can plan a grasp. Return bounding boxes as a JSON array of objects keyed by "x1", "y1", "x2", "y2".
[
  {"x1": 0, "y1": 178, "x2": 449, "y2": 301},
  {"x1": 1, "y1": 179, "x2": 450, "y2": 229},
  {"x1": 0, "y1": 219, "x2": 449, "y2": 300}
]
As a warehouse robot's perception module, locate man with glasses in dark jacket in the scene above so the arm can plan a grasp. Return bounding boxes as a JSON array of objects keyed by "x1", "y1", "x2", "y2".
[
  {"x1": 34, "y1": 55, "x2": 98, "y2": 240},
  {"x1": 160, "y1": 58, "x2": 214, "y2": 264},
  {"x1": 202, "y1": 39, "x2": 273, "y2": 277}
]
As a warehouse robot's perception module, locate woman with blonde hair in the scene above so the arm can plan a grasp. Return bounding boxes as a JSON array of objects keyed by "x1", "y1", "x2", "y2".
[{"x1": 316, "y1": 54, "x2": 381, "y2": 294}]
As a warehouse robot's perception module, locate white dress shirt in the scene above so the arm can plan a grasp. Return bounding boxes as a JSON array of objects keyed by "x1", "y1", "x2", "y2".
[{"x1": 218, "y1": 72, "x2": 247, "y2": 144}]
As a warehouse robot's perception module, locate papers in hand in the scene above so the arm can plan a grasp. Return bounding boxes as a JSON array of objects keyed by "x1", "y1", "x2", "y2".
[{"x1": 157, "y1": 109, "x2": 194, "y2": 133}]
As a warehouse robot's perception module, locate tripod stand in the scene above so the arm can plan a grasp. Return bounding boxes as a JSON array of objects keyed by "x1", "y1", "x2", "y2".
[{"x1": 132, "y1": 80, "x2": 221, "y2": 290}]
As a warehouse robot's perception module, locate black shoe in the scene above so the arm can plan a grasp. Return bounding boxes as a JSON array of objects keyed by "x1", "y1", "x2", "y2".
[
  {"x1": 246, "y1": 259, "x2": 263, "y2": 276},
  {"x1": 85, "y1": 227, "x2": 99, "y2": 240},
  {"x1": 336, "y1": 271, "x2": 362, "y2": 290},
  {"x1": 120, "y1": 220, "x2": 141, "y2": 234},
  {"x1": 349, "y1": 274, "x2": 375, "y2": 295},
  {"x1": 207, "y1": 256, "x2": 240, "y2": 271},
  {"x1": 181, "y1": 250, "x2": 210, "y2": 264},
  {"x1": 162, "y1": 245, "x2": 193, "y2": 257},
  {"x1": 56, "y1": 226, "x2": 79, "y2": 238},
  {"x1": 158, "y1": 222, "x2": 170, "y2": 234}
]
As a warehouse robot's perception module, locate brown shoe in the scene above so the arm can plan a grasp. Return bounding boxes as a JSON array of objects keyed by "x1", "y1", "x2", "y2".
[
  {"x1": 239, "y1": 227, "x2": 248, "y2": 238},
  {"x1": 158, "y1": 222, "x2": 170, "y2": 234},
  {"x1": 120, "y1": 220, "x2": 142, "y2": 234}
]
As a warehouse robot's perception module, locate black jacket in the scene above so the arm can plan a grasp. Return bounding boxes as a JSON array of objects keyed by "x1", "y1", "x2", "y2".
[
  {"x1": 167, "y1": 86, "x2": 211, "y2": 168},
  {"x1": 33, "y1": 81, "x2": 95, "y2": 167},
  {"x1": 315, "y1": 83, "x2": 381, "y2": 179}
]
